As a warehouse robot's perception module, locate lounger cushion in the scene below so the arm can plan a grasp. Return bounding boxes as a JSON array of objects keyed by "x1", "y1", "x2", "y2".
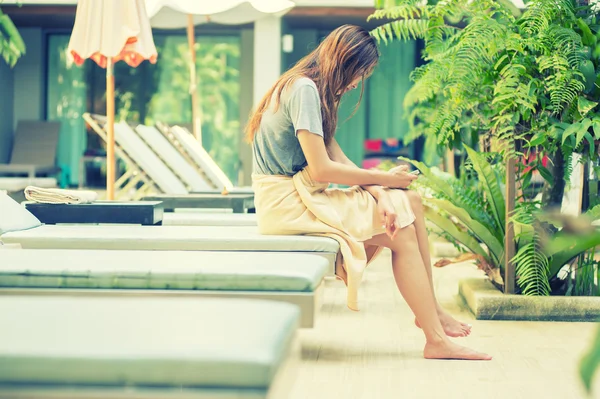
[
  {"x1": 1, "y1": 225, "x2": 340, "y2": 253},
  {"x1": 0, "y1": 193, "x2": 41, "y2": 235},
  {"x1": 0, "y1": 296, "x2": 299, "y2": 389},
  {"x1": 163, "y1": 212, "x2": 257, "y2": 226},
  {"x1": 0, "y1": 250, "x2": 328, "y2": 291}
]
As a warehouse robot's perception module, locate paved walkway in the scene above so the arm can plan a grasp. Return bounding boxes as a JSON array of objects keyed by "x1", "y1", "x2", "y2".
[{"x1": 290, "y1": 250, "x2": 599, "y2": 399}]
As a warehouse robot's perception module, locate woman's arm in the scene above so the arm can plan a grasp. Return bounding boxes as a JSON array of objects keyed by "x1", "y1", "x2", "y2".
[
  {"x1": 297, "y1": 130, "x2": 415, "y2": 189},
  {"x1": 327, "y1": 138, "x2": 386, "y2": 199}
]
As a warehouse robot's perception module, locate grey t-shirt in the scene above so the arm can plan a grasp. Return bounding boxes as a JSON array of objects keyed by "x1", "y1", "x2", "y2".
[{"x1": 252, "y1": 77, "x2": 324, "y2": 176}]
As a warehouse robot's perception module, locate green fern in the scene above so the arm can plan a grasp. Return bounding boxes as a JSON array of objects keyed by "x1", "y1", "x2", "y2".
[
  {"x1": 367, "y1": 4, "x2": 429, "y2": 21},
  {"x1": 519, "y1": 0, "x2": 575, "y2": 36},
  {"x1": 513, "y1": 241, "x2": 552, "y2": 295},
  {"x1": 511, "y1": 204, "x2": 552, "y2": 296},
  {"x1": 369, "y1": 0, "x2": 594, "y2": 166},
  {"x1": 373, "y1": 0, "x2": 420, "y2": 9},
  {"x1": 370, "y1": 19, "x2": 429, "y2": 43},
  {"x1": 545, "y1": 26, "x2": 584, "y2": 69},
  {"x1": 563, "y1": 147, "x2": 574, "y2": 183},
  {"x1": 370, "y1": 0, "x2": 599, "y2": 219}
]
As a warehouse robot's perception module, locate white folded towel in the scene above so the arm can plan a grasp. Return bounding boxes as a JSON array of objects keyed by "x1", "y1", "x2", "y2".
[{"x1": 24, "y1": 186, "x2": 98, "y2": 205}]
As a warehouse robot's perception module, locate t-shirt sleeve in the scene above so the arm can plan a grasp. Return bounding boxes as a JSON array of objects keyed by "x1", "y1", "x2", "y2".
[{"x1": 288, "y1": 83, "x2": 324, "y2": 137}]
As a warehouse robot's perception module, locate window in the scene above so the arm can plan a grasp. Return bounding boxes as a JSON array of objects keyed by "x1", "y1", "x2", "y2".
[{"x1": 46, "y1": 32, "x2": 242, "y2": 187}]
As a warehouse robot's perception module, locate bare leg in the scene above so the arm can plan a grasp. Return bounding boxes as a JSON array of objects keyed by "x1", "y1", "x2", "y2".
[
  {"x1": 364, "y1": 228, "x2": 491, "y2": 360},
  {"x1": 404, "y1": 190, "x2": 471, "y2": 337}
]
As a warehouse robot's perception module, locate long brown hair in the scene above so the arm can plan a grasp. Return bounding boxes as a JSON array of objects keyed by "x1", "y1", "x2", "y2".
[{"x1": 245, "y1": 24, "x2": 379, "y2": 145}]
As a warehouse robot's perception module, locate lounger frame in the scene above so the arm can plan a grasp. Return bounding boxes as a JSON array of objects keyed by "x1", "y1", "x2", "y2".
[
  {"x1": 155, "y1": 122, "x2": 233, "y2": 191},
  {"x1": 84, "y1": 114, "x2": 158, "y2": 201}
]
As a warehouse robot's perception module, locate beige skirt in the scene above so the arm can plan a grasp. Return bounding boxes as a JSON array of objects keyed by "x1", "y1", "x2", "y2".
[{"x1": 252, "y1": 167, "x2": 416, "y2": 310}]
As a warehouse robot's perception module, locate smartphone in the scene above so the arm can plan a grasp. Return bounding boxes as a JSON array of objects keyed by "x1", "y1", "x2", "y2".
[{"x1": 409, "y1": 170, "x2": 421, "y2": 175}]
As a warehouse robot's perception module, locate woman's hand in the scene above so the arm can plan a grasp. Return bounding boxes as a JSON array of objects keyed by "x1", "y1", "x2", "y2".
[
  {"x1": 377, "y1": 191, "x2": 401, "y2": 239},
  {"x1": 382, "y1": 165, "x2": 418, "y2": 189}
]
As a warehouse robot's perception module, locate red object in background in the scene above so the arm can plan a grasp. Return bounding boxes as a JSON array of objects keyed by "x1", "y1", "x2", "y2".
[
  {"x1": 522, "y1": 151, "x2": 549, "y2": 173},
  {"x1": 364, "y1": 139, "x2": 382, "y2": 152},
  {"x1": 365, "y1": 138, "x2": 403, "y2": 153}
]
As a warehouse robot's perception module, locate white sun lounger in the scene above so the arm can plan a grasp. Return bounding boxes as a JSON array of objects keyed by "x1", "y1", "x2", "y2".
[
  {"x1": 86, "y1": 114, "x2": 252, "y2": 211},
  {"x1": 160, "y1": 122, "x2": 234, "y2": 191},
  {"x1": 84, "y1": 113, "x2": 186, "y2": 199},
  {"x1": 0, "y1": 249, "x2": 327, "y2": 327},
  {"x1": 135, "y1": 124, "x2": 213, "y2": 191},
  {"x1": 162, "y1": 212, "x2": 257, "y2": 226},
  {"x1": 157, "y1": 122, "x2": 234, "y2": 192},
  {"x1": 114, "y1": 122, "x2": 188, "y2": 194},
  {"x1": 0, "y1": 193, "x2": 339, "y2": 274},
  {"x1": 0, "y1": 296, "x2": 300, "y2": 398},
  {"x1": 1, "y1": 225, "x2": 339, "y2": 271}
]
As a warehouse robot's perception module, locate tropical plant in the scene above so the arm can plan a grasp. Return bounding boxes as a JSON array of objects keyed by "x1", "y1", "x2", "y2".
[
  {"x1": 573, "y1": 249, "x2": 599, "y2": 296},
  {"x1": 402, "y1": 145, "x2": 600, "y2": 294},
  {"x1": 0, "y1": 3, "x2": 25, "y2": 67},
  {"x1": 369, "y1": 0, "x2": 600, "y2": 209},
  {"x1": 542, "y1": 208, "x2": 600, "y2": 280},
  {"x1": 400, "y1": 145, "x2": 507, "y2": 285},
  {"x1": 511, "y1": 202, "x2": 552, "y2": 296},
  {"x1": 511, "y1": 202, "x2": 600, "y2": 296}
]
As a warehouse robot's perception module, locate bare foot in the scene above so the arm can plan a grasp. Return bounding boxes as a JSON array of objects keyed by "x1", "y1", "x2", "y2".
[
  {"x1": 424, "y1": 340, "x2": 492, "y2": 361},
  {"x1": 415, "y1": 311, "x2": 472, "y2": 338}
]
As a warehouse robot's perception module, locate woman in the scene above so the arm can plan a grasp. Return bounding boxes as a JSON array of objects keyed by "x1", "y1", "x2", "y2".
[{"x1": 247, "y1": 25, "x2": 491, "y2": 361}]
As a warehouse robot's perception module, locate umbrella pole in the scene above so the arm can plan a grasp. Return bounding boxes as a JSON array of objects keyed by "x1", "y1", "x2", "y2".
[
  {"x1": 187, "y1": 13, "x2": 202, "y2": 144},
  {"x1": 106, "y1": 57, "x2": 115, "y2": 200}
]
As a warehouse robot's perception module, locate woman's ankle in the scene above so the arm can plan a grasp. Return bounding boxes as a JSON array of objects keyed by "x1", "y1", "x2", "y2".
[{"x1": 424, "y1": 331, "x2": 447, "y2": 345}]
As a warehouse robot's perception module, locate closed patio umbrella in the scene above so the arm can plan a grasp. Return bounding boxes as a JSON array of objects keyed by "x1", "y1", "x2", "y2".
[
  {"x1": 145, "y1": 0, "x2": 295, "y2": 144},
  {"x1": 68, "y1": 0, "x2": 157, "y2": 200}
]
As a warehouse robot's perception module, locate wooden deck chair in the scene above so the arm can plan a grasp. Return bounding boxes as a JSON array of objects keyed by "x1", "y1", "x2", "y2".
[
  {"x1": 155, "y1": 121, "x2": 235, "y2": 191},
  {"x1": 84, "y1": 113, "x2": 174, "y2": 200},
  {"x1": 86, "y1": 114, "x2": 254, "y2": 211},
  {"x1": 134, "y1": 124, "x2": 213, "y2": 191}
]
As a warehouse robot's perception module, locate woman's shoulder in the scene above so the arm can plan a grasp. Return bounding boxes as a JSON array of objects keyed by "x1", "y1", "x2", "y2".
[
  {"x1": 292, "y1": 76, "x2": 318, "y2": 92},
  {"x1": 282, "y1": 77, "x2": 319, "y2": 102}
]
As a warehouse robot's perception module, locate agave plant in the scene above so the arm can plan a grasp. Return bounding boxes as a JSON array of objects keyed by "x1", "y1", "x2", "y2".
[
  {"x1": 401, "y1": 145, "x2": 506, "y2": 284},
  {"x1": 405, "y1": 145, "x2": 600, "y2": 295}
]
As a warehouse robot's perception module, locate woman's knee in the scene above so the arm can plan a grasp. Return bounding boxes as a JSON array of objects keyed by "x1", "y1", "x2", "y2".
[
  {"x1": 389, "y1": 223, "x2": 418, "y2": 251},
  {"x1": 405, "y1": 189, "x2": 422, "y2": 211}
]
